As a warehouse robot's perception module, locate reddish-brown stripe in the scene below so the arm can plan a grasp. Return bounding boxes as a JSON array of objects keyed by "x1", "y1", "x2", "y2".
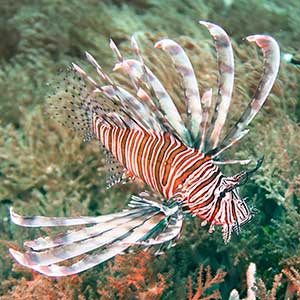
[
  {"x1": 119, "y1": 129, "x2": 130, "y2": 167},
  {"x1": 178, "y1": 155, "x2": 209, "y2": 185},
  {"x1": 197, "y1": 176, "x2": 223, "y2": 211},
  {"x1": 98, "y1": 122, "x2": 105, "y2": 143},
  {"x1": 106, "y1": 125, "x2": 113, "y2": 152},
  {"x1": 144, "y1": 133, "x2": 159, "y2": 183},
  {"x1": 162, "y1": 142, "x2": 186, "y2": 186},
  {"x1": 171, "y1": 152, "x2": 207, "y2": 190},
  {"x1": 189, "y1": 169, "x2": 221, "y2": 201},
  {"x1": 112, "y1": 127, "x2": 121, "y2": 157},
  {"x1": 208, "y1": 197, "x2": 222, "y2": 223},
  {"x1": 154, "y1": 133, "x2": 172, "y2": 194},
  {"x1": 127, "y1": 131, "x2": 139, "y2": 170},
  {"x1": 136, "y1": 131, "x2": 149, "y2": 182},
  {"x1": 97, "y1": 120, "x2": 101, "y2": 140}
]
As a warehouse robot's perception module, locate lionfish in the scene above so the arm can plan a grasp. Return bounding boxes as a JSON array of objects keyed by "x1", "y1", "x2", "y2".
[{"x1": 9, "y1": 21, "x2": 280, "y2": 276}]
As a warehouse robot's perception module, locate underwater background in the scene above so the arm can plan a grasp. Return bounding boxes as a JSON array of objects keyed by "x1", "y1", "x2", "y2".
[{"x1": 0, "y1": 0, "x2": 300, "y2": 299}]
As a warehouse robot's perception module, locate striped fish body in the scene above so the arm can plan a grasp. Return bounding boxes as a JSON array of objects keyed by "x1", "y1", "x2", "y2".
[
  {"x1": 9, "y1": 22, "x2": 280, "y2": 276},
  {"x1": 97, "y1": 121, "x2": 209, "y2": 195},
  {"x1": 96, "y1": 120, "x2": 241, "y2": 227}
]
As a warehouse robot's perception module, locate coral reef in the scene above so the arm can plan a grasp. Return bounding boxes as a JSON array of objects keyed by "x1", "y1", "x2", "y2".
[
  {"x1": 1, "y1": 0, "x2": 300, "y2": 299},
  {"x1": 0, "y1": 264, "x2": 85, "y2": 300},
  {"x1": 187, "y1": 264, "x2": 226, "y2": 300},
  {"x1": 230, "y1": 261, "x2": 300, "y2": 300},
  {"x1": 97, "y1": 250, "x2": 168, "y2": 300}
]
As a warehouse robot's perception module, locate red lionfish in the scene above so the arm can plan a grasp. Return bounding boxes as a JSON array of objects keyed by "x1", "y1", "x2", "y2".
[{"x1": 9, "y1": 21, "x2": 280, "y2": 276}]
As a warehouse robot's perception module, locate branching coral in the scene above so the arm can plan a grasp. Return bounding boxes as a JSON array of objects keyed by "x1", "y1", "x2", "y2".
[
  {"x1": 229, "y1": 263, "x2": 256, "y2": 300},
  {"x1": 97, "y1": 250, "x2": 168, "y2": 300},
  {"x1": 0, "y1": 265, "x2": 85, "y2": 300},
  {"x1": 281, "y1": 267, "x2": 300, "y2": 300},
  {"x1": 187, "y1": 264, "x2": 226, "y2": 300},
  {"x1": 231, "y1": 262, "x2": 300, "y2": 300}
]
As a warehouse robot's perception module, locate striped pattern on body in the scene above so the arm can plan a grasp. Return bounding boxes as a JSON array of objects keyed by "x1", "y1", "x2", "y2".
[
  {"x1": 96, "y1": 118, "x2": 208, "y2": 198},
  {"x1": 96, "y1": 120, "x2": 251, "y2": 228},
  {"x1": 9, "y1": 21, "x2": 280, "y2": 276}
]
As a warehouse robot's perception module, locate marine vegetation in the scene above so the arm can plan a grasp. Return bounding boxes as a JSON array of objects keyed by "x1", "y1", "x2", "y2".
[
  {"x1": 9, "y1": 21, "x2": 279, "y2": 277},
  {"x1": 1, "y1": 1, "x2": 300, "y2": 299}
]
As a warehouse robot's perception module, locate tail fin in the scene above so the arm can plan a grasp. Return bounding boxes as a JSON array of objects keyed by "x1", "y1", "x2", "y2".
[{"x1": 9, "y1": 195, "x2": 183, "y2": 276}]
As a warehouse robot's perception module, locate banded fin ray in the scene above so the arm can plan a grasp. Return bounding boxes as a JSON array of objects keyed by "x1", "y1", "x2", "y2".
[
  {"x1": 24, "y1": 209, "x2": 153, "y2": 251},
  {"x1": 199, "y1": 89, "x2": 213, "y2": 152},
  {"x1": 9, "y1": 214, "x2": 164, "y2": 277},
  {"x1": 11, "y1": 211, "x2": 160, "y2": 267},
  {"x1": 9, "y1": 195, "x2": 183, "y2": 276},
  {"x1": 107, "y1": 39, "x2": 185, "y2": 141},
  {"x1": 83, "y1": 50, "x2": 163, "y2": 133},
  {"x1": 73, "y1": 64, "x2": 155, "y2": 131},
  {"x1": 155, "y1": 39, "x2": 202, "y2": 143},
  {"x1": 111, "y1": 37, "x2": 192, "y2": 145},
  {"x1": 114, "y1": 59, "x2": 192, "y2": 146},
  {"x1": 140, "y1": 209, "x2": 183, "y2": 247},
  {"x1": 48, "y1": 61, "x2": 163, "y2": 141},
  {"x1": 10, "y1": 206, "x2": 142, "y2": 227},
  {"x1": 215, "y1": 34, "x2": 280, "y2": 156},
  {"x1": 83, "y1": 51, "x2": 162, "y2": 131},
  {"x1": 199, "y1": 21, "x2": 235, "y2": 150}
]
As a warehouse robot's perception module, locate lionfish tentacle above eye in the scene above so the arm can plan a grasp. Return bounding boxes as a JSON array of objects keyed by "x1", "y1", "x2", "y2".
[
  {"x1": 213, "y1": 159, "x2": 252, "y2": 166},
  {"x1": 155, "y1": 39, "x2": 202, "y2": 143},
  {"x1": 225, "y1": 159, "x2": 262, "y2": 191},
  {"x1": 216, "y1": 34, "x2": 280, "y2": 156},
  {"x1": 199, "y1": 21, "x2": 235, "y2": 151}
]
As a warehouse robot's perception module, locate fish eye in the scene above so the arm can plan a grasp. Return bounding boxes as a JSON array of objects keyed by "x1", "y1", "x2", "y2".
[{"x1": 220, "y1": 191, "x2": 226, "y2": 198}]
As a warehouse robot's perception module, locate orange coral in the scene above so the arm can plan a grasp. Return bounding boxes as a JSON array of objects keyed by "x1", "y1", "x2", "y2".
[
  {"x1": 282, "y1": 266, "x2": 300, "y2": 300},
  {"x1": 0, "y1": 265, "x2": 85, "y2": 300},
  {"x1": 97, "y1": 250, "x2": 168, "y2": 300},
  {"x1": 187, "y1": 265, "x2": 226, "y2": 300},
  {"x1": 234, "y1": 262, "x2": 300, "y2": 300}
]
